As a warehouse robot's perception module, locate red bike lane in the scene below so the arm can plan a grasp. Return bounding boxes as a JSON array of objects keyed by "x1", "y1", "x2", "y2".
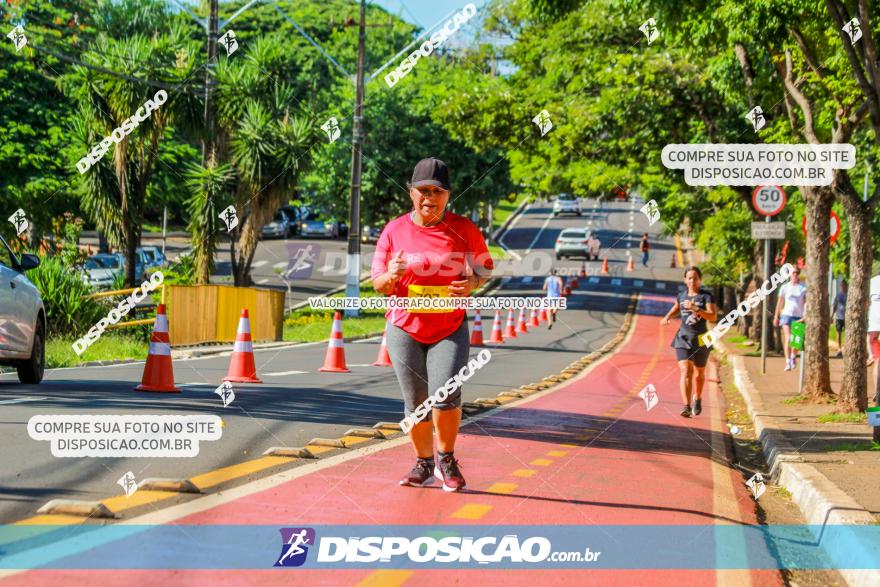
[{"x1": 2, "y1": 295, "x2": 782, "y2": 586}]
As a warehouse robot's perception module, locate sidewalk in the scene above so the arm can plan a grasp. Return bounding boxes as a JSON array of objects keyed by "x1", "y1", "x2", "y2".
[
  {"x1": 0, "y1": 295, "x2": 783, "y2": 586},
  {"x1": 720, "y1": 338, "x2": 879, "y2": 524}
]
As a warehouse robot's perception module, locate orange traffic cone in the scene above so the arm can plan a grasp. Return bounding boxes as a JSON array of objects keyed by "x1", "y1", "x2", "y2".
[
  {"x1": 488, "y1": 310, "x2": 504, "y2": 344},
  {"x1": 564, "y1": 285, "x2": 572, "y2": 296},
  {"x1": 529, "y1": 308, "x2": 540, "y2": 327},
  {"x1": 570, "y1": 276, "x2": 579, "y2": 289},
  {"x1": 539, "y1": 307, "x2": 549, "y2": 323},
  {"x1": 135, "y1": 304, "x2": 180, "y2": 393},
  {"x1": 516, "y1": 308, "x2": 528, "y2": 333},
  {"x1": 579, "y1": 263, "x2": 586, "y2": 278},
  {"x1": 372, "y1": 328, "x2": 392, "y2": 366},
  {"x1": 504, "y1": 309, "x2": 518, "y2": 338},
  {"x1": 470, "y1": 311, "x2": 484, "y2": 346},
  {"x1": 627, "y1": 255, "x2": 635, "y2": 272},
  {"x1": 601, "y1": 257, "x2": 609, "y2": 274},
  {"x1": 319, "y1": 311, "x2": 350, "y2": 373},
  {"x1": 670, "y1": 253, "x2": 676, "y2": 268},
  {"x1": 223, "y1": 308, "x2": 262, "y2": 383}
]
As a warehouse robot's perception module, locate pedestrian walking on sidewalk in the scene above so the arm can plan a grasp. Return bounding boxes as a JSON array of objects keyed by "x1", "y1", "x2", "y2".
[
  {"x1": 868, "y1": 271, "x2": 880, "y2": 405},
  {"x1": 371, "y1": 157, "x2": 494, "y2": 492},
  {"x1": 640, "y1": 233, "x2": 650, "y2": 267},
  {"x1": 543, "y1": 268, "x2": 564, "y2": 329},
  {"x1": 832, "y1": 280, "x2": 847, "y2": 358},
  {"x1": 661, "y1": 266, "x2": 718, "y2": 417},
  {"x1": 773, "y1": 267, "x2": 806, "y2": 371}
]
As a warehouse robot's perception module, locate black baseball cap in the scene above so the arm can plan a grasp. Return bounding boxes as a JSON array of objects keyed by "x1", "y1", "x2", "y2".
[{"x1": 411, "y1": 157, "x2": 450, "y2": 191}]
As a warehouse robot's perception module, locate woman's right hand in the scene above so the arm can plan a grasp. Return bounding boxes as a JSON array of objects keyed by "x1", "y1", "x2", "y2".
[
  {"x1": 661, "y1": 317, "x2": 670, "y2": 325},
  {"x1": 387, "y1": 251, "x2": 407, "y2": 282},
  {"x1": 773, "y1": 316, "x2": 780, "y2": 327}
]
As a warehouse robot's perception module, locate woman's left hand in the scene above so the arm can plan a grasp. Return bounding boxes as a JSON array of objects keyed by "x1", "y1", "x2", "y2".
[{"x1": 449, "y1": 275, "x2": 477, "y2": 297}]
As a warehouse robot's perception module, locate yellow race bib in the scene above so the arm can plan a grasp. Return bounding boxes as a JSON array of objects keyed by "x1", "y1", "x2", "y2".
[{"x1": 407, "y1": 284, "x2": 452, "y2": 313}]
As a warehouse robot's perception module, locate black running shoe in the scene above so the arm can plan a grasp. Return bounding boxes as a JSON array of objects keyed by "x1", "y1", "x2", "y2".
[
  {"x1": 399, "y1": 459, "x2": 434, "y2": 487},
  {"x1": 680, "y1": 405, "x2": 692, "y2": 418},
  {"x1": 435, "y1": 454, "x2": 467, "y2": 492},
  {"x1": 693, "y1": 399, "x2": 702, "y2": 416}
]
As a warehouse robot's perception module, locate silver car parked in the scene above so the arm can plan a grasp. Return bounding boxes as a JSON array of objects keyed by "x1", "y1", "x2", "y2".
[{"x1": 0, "y1": 236, "x2": 46, "y2": 383}]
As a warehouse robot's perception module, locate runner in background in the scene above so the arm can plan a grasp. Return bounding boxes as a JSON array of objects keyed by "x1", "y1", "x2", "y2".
[
  {"x1": 640, "y1": 233, "x2": 650, "y2": 267},
  {"x1": 371, "y1": 157, "x2": 494, "y2": 492},
  {"x1": 774, "y1": 267, "x2": 807, "y2": 372},
  {"x1": 661, "y1": 266, "x2": 718, "y2": 417},
  {"x1": 832, "y1": 280, "x2": 847, "y2": 358},
  {"x1": 543, "y1": 268, "x2": 564, "y2": 330}
]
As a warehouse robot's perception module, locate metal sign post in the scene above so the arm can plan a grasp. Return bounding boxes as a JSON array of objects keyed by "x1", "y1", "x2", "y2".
[{"x1": 752, "y1": 186, "x2": 786, "y2": 374}]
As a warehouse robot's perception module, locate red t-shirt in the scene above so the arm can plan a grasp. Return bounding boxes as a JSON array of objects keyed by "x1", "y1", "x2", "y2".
[{"x1": 371, "y1": 212, "x2": 494, "y2": 344}]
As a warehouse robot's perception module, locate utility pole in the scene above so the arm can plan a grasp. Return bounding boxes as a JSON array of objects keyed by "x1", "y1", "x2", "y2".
[
  {"x1": 344, "y1": 0, "x2": 366, "y2": 317},
  {"x1": 203, "y1": 0, "x2": 218, "y2": 166}
]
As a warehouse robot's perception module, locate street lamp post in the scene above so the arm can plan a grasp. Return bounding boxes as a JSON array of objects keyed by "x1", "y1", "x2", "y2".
[{"x1": 344, "y1": 0, "x2": 366, "y2": 317}]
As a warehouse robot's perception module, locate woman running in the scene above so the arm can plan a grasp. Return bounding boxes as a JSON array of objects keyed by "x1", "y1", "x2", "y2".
[
  {"x1": 542, "y1": 268, "x2": 563, "y2": 329},
  {"x1": 774, "y1": 266, "x2": 807, "y2": 371},
  {"x1": 661, "y1": 266, "x2": 718, "y2": 417},
  {"x1": 371, "y1": 157, "x2": 494, "y2": 491},
  {"x1": 868, "y1": 269, "x2": 880, "y2": 405}
]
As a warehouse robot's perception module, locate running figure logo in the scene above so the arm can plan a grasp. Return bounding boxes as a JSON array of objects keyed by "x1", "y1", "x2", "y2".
[
  {"x1": 639, "y1": 18, "x2": 659, "y2": 45},
  {"x1": 639, "y1": 199, "x2": 660, "y2": 226},
  {"x1": 746, "y1": 105, "x2": 766, "y2": 132},
  {"x1": 8, "y1": 209, "x2": 28, "y2": 235},
  {"x1": 532, "y1": 109, "x2": 552, "y2": 137},
  {"x1": 117, "y1": 471, "x2": 138, "y2": 497},
  {"x1": 219, "y1": 205, "x2": 239, "y2": 232},
  {"x1": 842, "y1": 17, "x2": 862, "y2": 45},
  {"x1": 638, "y1": 384, "x2": 659, "y2": 411},
  {"x1": 746, "y1": 472, "x2": 766, "y2": 500},
  {"x1": 321, "y1": 117, "x2": 341, "y2": 142},
  {"x1": 6, "y1": 25, "x2": 26, "y2": 51},
  {"x1": 218, "y1": 30, "x2": 239, "y2": 55},
  {"x1": 275, "y1": 527, "x2": 316, "y2": 567},
  {"x1": 283, "y1": 244, "x2": 320, "y2": 281},
  {"x1": 214, "y1": 381, "x2": 235, "y2": 407}
]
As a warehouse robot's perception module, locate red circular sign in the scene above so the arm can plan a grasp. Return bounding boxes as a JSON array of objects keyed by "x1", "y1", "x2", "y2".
[
  {"x1": 801, "y1": 211, "x2": 841, "y2": 244},
  {"x1": 752, "y1": 186, "x2": 786, "y2": 216}
]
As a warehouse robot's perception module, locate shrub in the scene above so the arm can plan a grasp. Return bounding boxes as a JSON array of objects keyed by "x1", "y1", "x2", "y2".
[{"x1": 26, "y1": 255, "x2": 108, "y2": 336}]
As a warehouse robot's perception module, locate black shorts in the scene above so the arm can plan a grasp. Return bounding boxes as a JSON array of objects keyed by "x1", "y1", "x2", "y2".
[
  {"x1": 835, "y1": 318, "x2": 845, "y2": 333},
  {"x1": 675, "y1": 346, "x2": 710, "y2": 367}
]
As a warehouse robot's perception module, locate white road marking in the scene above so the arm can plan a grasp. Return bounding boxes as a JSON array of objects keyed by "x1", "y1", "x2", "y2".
[
  {"x1": 522, "y1": 276, "x2": 533, "y2": 284},
  {"x1": 264, "y1": 370, "x2": 307, "y2": 376},
  {"x1": 611, "y1": 278, "x2": 622, "y2": 286},
  {"x1": 524, "y1": 212, "x2": 555, "y2": 254},
  {"x1": 256, "y1": 278, "x2": 269, "y2": 284},
  {"x1": 178, "y1": 383, "x2": 209, "y2": 387},
  {"x1": 634, "y1": 280, "x2": 644, "y2": 287},
  {"x1": 251, "y1": 260, "x2": 268, "y2": 268},
  {"x1": 657, "y1": 282, "x2": 666, "y2": 289},
  {"x1": 0, "y1": 397, "x2": 47, "y2": 405},
  {"x1": 588, "y1": 277, "x2": 599, "y2": 284},
  {"x1": 273, "y1": 261, "x2": 287, "y2": 269}
]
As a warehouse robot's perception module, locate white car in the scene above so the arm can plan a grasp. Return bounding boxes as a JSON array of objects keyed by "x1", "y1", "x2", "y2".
[
  {"x1": 0, "y1": 236, "x2": 45, "y2": 383},
  {"x1": 555, "y1": 228, "x2": 590, "y2": 259},
  {"x1": 553, "y1": 193, "x2": 582, "y2": 216}
]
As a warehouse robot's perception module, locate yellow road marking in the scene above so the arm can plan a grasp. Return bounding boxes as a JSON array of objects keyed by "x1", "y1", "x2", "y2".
[
  {"x1": 512, "y1": 469, "x2": 537, "y2": 478},
  {"x1": 546, "y1": 450, "x2": 568, "y2": 457},
  {"x1": 451, "y1": 504, "x2": 493, "y2": 520},
  {"x1": 305, "y1": 445, "x2": 337, "y2": 455},
  {"x1": 529, "y1": 458, "x2": 553, "y2": 466},
  {"x1": 340, "y1": 435, "x2": 371, "y2": 447},
  {"x1": 559, "y1": 443, "x2": 578, "y2": 448},
  {"x1": 11, "y1": 515, "x2": 83, "y2": 526},
  {"x1": 102, "y1": 490, "x2": 179, "y2": 513},
  {"x1": 0, "y1": 516, "x2": 83, "y2": 547},
  {"x1": 486, "y1": 482, "x2": 518, "y2": 494},
  {"x1": 355, "y1": 570, "x2": 414, "y2": 587},
  {"x1": 190, "y1": 456, "x2": 294, "y2": 490}
]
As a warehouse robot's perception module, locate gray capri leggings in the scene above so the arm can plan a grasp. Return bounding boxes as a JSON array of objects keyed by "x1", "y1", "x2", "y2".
[{"x1": 385, "y1": 320, "x2": 470, "y2": 417}]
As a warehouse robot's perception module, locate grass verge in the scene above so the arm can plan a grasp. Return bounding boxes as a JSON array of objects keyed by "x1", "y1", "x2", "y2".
[
  {"x1": 46, "y1": 335, "x2": 148, "y2": 368},
  {"x1": 493, "y1": 193, "x2": 529, "y2": 232},
  {"x1": 283, "y1": 313, "x2": 388, "y2": 343},
  {"x1": 817, "y1": 412, "x2": 868, "y2": 424}
]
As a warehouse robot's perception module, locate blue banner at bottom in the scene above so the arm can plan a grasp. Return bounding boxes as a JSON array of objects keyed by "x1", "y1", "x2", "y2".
[{"x1": 0, "y1": 524, "x2": 878, "y2": 570}]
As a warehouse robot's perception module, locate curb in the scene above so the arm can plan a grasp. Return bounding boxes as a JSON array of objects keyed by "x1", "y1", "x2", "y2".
[{"x1": 716, "y1": 339, "x2": 880, "y2": 587}]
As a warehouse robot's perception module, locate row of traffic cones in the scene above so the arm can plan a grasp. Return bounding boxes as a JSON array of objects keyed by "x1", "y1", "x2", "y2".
[
  {"x1": 478, "y1": 307, "x2": 548, "y2": 346},
  {"x1": 136, "y1": 306, "x2": 261, "y2": 393}
]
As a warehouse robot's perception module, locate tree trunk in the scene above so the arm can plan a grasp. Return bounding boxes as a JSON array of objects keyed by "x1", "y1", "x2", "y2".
[
  {"x1": 837, "y1": 196, "x2": 874, "y2": 411},
  {"x1": 802, "y1": 186, "x2": 834, "y2": 399}
]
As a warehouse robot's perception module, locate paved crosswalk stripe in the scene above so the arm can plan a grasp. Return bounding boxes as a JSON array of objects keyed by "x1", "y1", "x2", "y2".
[
  {"x1": 451, "y1": 504, "x2": 493, "y2": 520},
  {"x1": 264, "y1": 370, "x2": 307, "y2": 376},
  {"x1": 512, "y1": 469, "x2": 537, "y2": 477},
  {"x1": 251, "y1": 260, "x2": 268, "y2": 268}
]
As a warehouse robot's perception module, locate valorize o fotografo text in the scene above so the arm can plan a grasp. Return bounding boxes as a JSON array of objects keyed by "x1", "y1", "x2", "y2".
[{"x1": 309, "y1": 296, "x2": 567, "y2": 311}]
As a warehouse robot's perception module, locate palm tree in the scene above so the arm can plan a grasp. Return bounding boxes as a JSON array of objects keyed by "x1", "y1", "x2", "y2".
[{"x1": 60, "y1": 13, "x2": 201, "y2": 286}]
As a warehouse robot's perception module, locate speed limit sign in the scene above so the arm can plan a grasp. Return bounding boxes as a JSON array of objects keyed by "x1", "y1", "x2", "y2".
[{"x1": 752, "y1": 185, "x2": 786, "y2": 216}]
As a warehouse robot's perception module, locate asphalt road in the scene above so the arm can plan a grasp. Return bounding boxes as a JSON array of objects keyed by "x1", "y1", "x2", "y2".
[{"x1": 0, "y1": 199, "x2": 684, "y2": 524}]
